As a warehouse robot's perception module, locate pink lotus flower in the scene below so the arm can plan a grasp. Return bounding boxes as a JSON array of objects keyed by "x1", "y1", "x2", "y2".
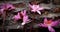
[
  {"x1": 5, "y1": 3, "x2": 15, "y2": 10},
  {"x1": 21, "y1": 10, "x2": 30, "y2": 25},
  {"x1": 1, "y1": 3, "x2": 15, "y2": 10},
  {"x1": 29, "y1": 4, "x2": 44, "y2": 15},
  {"x1": 22, "y1": 15, "x2": 29, "y2": 25},
  {"x1": 12, "y1": 10, "x2": 30, "y2": 25},
  {"x1": 38, "y1": 18, "x2": 59, "y2": 32},
  {"x1": 21, "y1": 10, "x2": 26, "y2": 16},
  {"x1": 0, "y1": 3, "x2": 15, "y2": 14},
  {"x1": 12, "y1": 12, "x2": 21, "y2": 21}
]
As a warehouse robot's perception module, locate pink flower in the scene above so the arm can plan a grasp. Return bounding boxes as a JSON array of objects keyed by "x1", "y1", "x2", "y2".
[
  {"x1": 2, "y1": 3, "x2": 15, "y2": 10},
  {"x1": 21, "y1": 10, "x2": 30, "y2": 25},
  {"x1": 29, "y1": 4, "x2": 44, "y2": 15},
  {"x1": 0, "y1": 3, "x2": 15, "y2": 14},
  {"x1": 12, "y1": 10, "x2": 30, "y2": 25},
  {"x1": 21, "y1": 10, "x2": 26, "y2": 16},
  {"x1": 22, "y1": 15, "x2": 29, "y2": 25},
  {"x1": 6, "y1": 3, "x2": 15, "y2": 10},
  {"x1": 12, "y1": 12, "x2": 21, "y2": 21},
  {"x1": 38, "y1": 18, "x2": 59, "y2": 32}
]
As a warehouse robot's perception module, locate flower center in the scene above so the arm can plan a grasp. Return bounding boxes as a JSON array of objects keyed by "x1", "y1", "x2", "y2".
[{"x1": 45, "y1": 21, "x2": 52, "y2": 24}]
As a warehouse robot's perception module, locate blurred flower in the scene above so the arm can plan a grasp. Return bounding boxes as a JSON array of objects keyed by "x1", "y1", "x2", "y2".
[
  {"x1": 0, "y1": 3, "x2": 15, "y2": 14},
  {"x1": 12, "y1": 12, "x2": 21, "y2": 21},
  {"x1": 5, "y1": 3, "x2": 15, "y2": 10},
  {"x1": 21, "y1": 10, "x2": 30, "y2": 25},
  {"x1": 29, "y1": 4, "x2": 44, "y2": 15},
  {"x1": 12, "y1": 10, "x2": 30, "y2": 25},
  {"x1": 21, "y1": 10, "x2": 26, "y2": 16},
  {"x1": 22, "y1": 15, "x2": 29, "y2": 25},
  {"x1": 38, "y1": 18, "x2": 59, "y2": 32}
]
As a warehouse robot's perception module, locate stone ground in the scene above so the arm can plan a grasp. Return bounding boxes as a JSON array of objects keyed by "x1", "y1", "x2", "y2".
[{"x1": 0, "y1": 0, "x2": 60, "y2": 32}]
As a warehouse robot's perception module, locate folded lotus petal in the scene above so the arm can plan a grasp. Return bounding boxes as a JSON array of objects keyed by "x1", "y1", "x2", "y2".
[
  {"x1": 29, "y1": 4, "x2": 32, "y2": 8},
  {"x1": 48, "y1": 26, "x2": 55, "y2": 32},
  {"x1": 36, "y1": 6, "x2": 44, "y2": 15},
  {"x1": 39, "y1": 23, "x2": 48, "y2": 27},
  {"x1": 22, "y1": 15, "x2": 29, "y2": 25},
  {"x1": 6, "y1": 4, "x2": 15, "y2": 9},
  {"x1": 13, "y1": 15, "x2": 20, "y2": 20},
  {"x1": 23, "y1": 16, "x2": 29, "y2": 23},
  {"x1": 51, "y1": 21, "x2": 58, "y2": 26},
  {"x1": 44, "y1": 18, "x2": 48, "y2": 24},
  {"x1": 31, "y1": 9, "x2": 36, "y2": 12},
  {"x1": 21, "y1": 10, "x2": 26, "y2": 16},
  {"x1": 12, "y1": 12, "x2": 21, "y2": 20},
  {"x1": 37, "y1": 7, "x2": 44, "y2": 11},
  {"x1": 23, "y1": 16, "x2": 28, "y2": 23}
]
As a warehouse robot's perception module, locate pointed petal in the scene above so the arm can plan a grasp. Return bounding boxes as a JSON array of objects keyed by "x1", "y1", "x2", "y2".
[
  {"x1": 48, "y1": 26, "x2": 55, "y2": 32},
  {"x1": 38, "y1": 7, "x2": 44, "y2": 11},
  {"x1": 22, "y1": 15, "x2": 29, "y2": 25},
  {"x1": 51, "y1": 21, "x2": 58, "y2": 26},
  {"x1": 21, "y1": 10, "x2": 26, "y2": 16},
  {"x1": 31, "y1": 10, "x2": 36, "y2": 12},
  {"x1": 12, "y1": 12, "x2": 21, "y2": 20},
  {"x1": 6, "y1": 3, "x2": 15, "y2": 9},
  {"x1": 38, "y1": 23, "x2": 47, "y2": 27},
  {"x1": 44, "y1": 18, "x2": 48, "y2": 23},
  {"x1": 23, "y1": 10, "x2": 26, "y2": 15},
  {"x1": 29, "y1": 4, "x2": 32, "y2": 8},
  {"x1": 37, "y1": 11, "x2": 41, "y2": 15}
]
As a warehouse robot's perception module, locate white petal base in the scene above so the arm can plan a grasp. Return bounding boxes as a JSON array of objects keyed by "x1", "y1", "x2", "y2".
[
  {"x1": 48, "y1": 26, "x2": 55, "y2": 32},
  {"x1": 37, "y1": 11, "x2": 41, "y2": 15},
  {"x1": 21, "y1": 23, "x2": 25, "y2": 25}
]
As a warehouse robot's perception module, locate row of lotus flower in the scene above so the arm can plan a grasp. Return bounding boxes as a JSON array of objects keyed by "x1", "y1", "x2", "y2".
[{"x1": 0, "y1": 3, "x2": 60, "y2": 32}]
